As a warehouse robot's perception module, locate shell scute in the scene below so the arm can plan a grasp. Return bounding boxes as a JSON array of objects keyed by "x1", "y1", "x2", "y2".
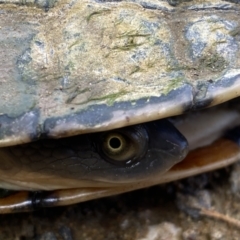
[{"x1": 0, "y1": 0, "x2": 240, "y2": 146}]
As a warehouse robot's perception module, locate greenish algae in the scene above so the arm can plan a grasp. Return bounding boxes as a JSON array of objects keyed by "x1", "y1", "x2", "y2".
[
  {"x1": 86, "y1": 9, "x2": 111, "y2": 22},
  {"x1": 90, "y1": 90, "x2": 128, "y2": 106}
]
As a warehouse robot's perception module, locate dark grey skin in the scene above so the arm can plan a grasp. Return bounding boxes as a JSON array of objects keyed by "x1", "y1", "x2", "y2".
[{"x1": 0, "y1": 120, "x2": 188, "y2": 190}]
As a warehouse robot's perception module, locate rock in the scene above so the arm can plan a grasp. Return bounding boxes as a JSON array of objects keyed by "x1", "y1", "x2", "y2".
[{"x1": 137, "y1": 222, "x2": 182, "y2": 240}]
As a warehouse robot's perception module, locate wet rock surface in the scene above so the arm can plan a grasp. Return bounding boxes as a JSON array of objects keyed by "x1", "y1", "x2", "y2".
[{"x1": 1, "y1": 165, "x2": 240, "y2": 239}]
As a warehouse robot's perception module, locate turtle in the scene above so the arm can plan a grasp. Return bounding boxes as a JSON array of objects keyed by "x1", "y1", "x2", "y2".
[{"x1": 0, "y1": 0, "x2": 240, "y2": 213}]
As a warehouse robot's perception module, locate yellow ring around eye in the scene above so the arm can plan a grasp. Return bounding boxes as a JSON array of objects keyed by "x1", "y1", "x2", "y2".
[
  {"x1": 108, "y1": 136, "x2": 122, "y2": 151},
  {"x1": 105, "y1": 133, "x2": 126, "y2": 155},
  {"x1": 98, "y1": 125, "x2": 149, "y2": 165}
]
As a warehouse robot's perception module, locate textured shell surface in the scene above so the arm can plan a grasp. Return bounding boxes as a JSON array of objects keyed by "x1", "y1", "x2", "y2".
[{"x1": 0, "y1": 0, "x2": 240, "y2": 146}]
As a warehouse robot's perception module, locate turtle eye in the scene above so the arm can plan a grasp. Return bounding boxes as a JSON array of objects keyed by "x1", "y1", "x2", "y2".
[
  {"x1": 97, "y1": 125, "x2": 149, "y2": 166},
  {"x1": 102, "y1": 133, "x2": 127, "y2": 158}
]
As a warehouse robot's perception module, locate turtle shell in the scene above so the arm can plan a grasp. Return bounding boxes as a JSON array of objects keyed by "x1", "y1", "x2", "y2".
[{"x1": 0, "y1": 0, "x2": 240, "y2": 147}]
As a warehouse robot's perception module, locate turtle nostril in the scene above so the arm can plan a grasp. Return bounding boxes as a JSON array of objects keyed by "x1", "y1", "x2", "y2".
[{"x1": 225, "y1": 126, "x2": 240, "y2": 146}]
